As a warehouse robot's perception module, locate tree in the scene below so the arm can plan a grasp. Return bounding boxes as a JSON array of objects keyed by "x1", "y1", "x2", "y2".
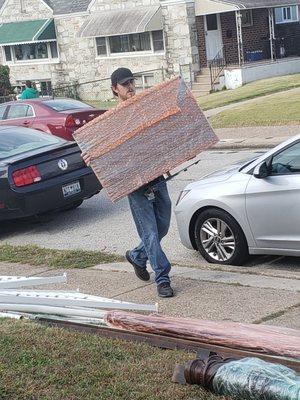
[{"x1": 0, "y1": 65, "x2": 12, "y2": 96}]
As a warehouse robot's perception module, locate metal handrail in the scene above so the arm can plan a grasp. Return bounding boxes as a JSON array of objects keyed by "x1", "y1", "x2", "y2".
[{"x1": 209, "y1": 46, "x2": 226, "y2": 92}]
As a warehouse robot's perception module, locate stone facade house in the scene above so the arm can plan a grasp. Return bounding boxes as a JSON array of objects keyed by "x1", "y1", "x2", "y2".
[
  {"x1": 0, "y1": 0, "x2": 199, "y2": 99},
  {"x1": 0, "y1": 0, "x2": 299, "y2": 99}
]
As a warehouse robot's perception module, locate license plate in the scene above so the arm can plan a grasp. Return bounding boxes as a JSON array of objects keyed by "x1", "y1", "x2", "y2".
[{"x1": 62, "y1": 181, "x2": 81, "y2": 197}]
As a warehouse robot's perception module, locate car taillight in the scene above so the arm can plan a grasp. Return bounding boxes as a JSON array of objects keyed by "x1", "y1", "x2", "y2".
[
  {"x1": 12, "y1": 166, "x2": 42, "y2": 187},
  {"x1": 66, "y1": 115, "x2": 81, "y2": 128}
]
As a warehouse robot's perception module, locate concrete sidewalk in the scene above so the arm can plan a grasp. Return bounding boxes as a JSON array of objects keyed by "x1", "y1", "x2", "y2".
[
  {"x1": 1, "y1": 261, "x2": 299, "y2": 330},
  {"x1": 213, "y1": 125, "x2": 299, "y2": 150}
]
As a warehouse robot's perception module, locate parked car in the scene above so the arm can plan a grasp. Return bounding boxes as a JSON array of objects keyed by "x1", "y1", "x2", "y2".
[
  {"x1": 175, "y1": 135, "x2": 300, "y2": 265},
  {"x1": 0, "y1": 98, "x2": 106, "y2": 141},
  {"x1": 0, "y1": 125, "x2": 102, "y2": 221}
]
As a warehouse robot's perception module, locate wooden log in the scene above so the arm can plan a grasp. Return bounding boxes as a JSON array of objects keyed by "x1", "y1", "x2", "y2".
[
  {"x1": 105, "y1": 311, "x2": 300, "y2": 359},
  {"x1": 74, "y1": 77, "x2": 219, "y2": 202}
]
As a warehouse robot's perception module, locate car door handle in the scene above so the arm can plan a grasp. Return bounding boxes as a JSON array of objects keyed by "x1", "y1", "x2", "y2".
[{"x1": 23, "y1": 121, "x2": 30, "y2": 125}]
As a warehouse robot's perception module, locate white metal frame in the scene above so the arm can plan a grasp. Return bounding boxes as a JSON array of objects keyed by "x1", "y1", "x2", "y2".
[
  {"x1": 0, "y1": 274, "x2": 67, "y2": 289},
  {"x1": 0, "y1": 290, "x2": 158, "y2": 312},
  {"x1": 269, "y1": 8, "x2": 276, "y2": 61},
  {"x1": 235, "y1": 10, "x2": 244, "y2": 66}
]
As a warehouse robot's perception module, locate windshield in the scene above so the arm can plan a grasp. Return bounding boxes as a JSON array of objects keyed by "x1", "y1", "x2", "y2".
[
  {"x1": 0, "y1": 128, "x2": 63, "y2": 160},
  {"x1": 43, "y1": 99, "x2": 93, "y2": 112}
]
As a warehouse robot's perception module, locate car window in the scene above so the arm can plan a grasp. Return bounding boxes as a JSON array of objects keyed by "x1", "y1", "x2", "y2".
[
  {"x1": 43, "y1": 99, "x2": 93, "y2": 112},
  {"x1": 6, "y1": 104, "x2": 34, "y2": 119},
  {"x1": 271, "y1": 141, "x2": 300, "y2": 175},
  {"x1": 0, "y1": 128, "x2": 63, "y2": 160},
  {"x1": 0, "y1": 105, "x2": 7, "y2": 120}
]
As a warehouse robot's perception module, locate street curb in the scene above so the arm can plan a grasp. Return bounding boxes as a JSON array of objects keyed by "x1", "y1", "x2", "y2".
[{"x1": 213, "y1": 138, "x2": 288, "y2": 150}]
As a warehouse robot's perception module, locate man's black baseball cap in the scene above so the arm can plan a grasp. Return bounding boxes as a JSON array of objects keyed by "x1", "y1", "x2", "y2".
[{"x1": 111, "y1": 67, "x2": 134, "y2": 86}]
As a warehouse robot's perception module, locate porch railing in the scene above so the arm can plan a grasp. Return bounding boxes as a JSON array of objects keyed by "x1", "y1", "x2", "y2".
[{"x1": 209, "y1": 46, "x2": 226, "y2": 91}]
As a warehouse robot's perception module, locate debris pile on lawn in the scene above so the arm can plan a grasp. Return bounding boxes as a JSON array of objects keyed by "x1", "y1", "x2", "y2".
[
  {"x1": 172, "y1": 351, "x2": 300, "y2": 400},
  {"x1": 105, "y1": 311, "x2": 300, "y2": 359},
  {"x1": 74, "y1": 76, "x2": 219, "y2": 202},
  {"x1": 0, "y1": 275, "x2": 157, "y2": 324}
]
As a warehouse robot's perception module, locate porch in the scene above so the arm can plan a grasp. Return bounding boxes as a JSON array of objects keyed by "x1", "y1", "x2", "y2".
[{"x1": 195, "y1": 0, "x2": 300, "y2": 91}]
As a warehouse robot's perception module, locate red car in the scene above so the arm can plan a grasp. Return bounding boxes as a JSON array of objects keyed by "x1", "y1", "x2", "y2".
[{"x1": 0, "y1": 98, "x2": 106, "y2": 141}]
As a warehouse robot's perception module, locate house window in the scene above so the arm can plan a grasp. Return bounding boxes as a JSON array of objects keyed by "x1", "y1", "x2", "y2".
[
  {"x1": 4, "y1": 46, "x2": 12, "y2": 62},
  {"x1": 241, "y1": 10, "x2": 253, "y2": 27},
  {"x1": 152, "y1": 30, "x2": 164, "y2": 52},
  {"x1": 109, "y1": 32, "x2": 151, "y2": 53},
  {"x1": 96, "y1": 31, "x2": 164, "y2": 57},
  {"x1": 96, "y1": 37, "x2": 107, "y2": 56},
  {"x1": 135, "y1": 74, "x2": 154, "y2": 91},
  {"x1": 275, "y1": 6, "x2": 299, "y2": 24},
  {"x1": 3, "y1": 41, "x2": 59, "y2": 63}
]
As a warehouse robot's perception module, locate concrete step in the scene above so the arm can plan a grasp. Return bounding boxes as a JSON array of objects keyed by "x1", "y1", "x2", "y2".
[
  {"x1": 192, "y1": 89, "x2": 211, "y2": 97},
  {"x1": 195, "y1": 76, "x2": 211, "y2": 84},
  {"x1": 192, "y1": 83, "x2": 211, "y2": 91}
]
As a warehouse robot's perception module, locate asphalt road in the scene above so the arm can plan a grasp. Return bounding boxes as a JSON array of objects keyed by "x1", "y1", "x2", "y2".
[{"x1": 1, "y1": 149, "x2": 299, "y2": 272}]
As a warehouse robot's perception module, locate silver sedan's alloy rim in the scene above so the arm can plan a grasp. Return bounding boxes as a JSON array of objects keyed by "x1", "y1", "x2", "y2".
[{"x1": 200, "y1": 218, "x2": 236, "y2": 262}]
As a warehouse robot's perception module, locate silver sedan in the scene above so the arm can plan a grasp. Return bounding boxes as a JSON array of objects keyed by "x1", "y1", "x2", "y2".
[{"x1": 174, "y1": 135, "x2": 300, "y2": 265}]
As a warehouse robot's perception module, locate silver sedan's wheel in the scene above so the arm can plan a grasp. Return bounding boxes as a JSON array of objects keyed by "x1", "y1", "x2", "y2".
[
  {"x1": 200, "y1": 218, "x2": 235, "y2": 262},
  {"x1": 194, "y1": 208, "x2": 249, "y2": 266}
]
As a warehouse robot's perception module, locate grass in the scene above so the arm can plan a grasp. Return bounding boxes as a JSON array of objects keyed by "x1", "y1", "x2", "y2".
[
  {"x1": 86, "y1": 99, "x2": 117, "y2": 109},
  {"x1": 198, "y1": 73, "x2": 300, "y2": 110},
  {"x1": 209, "y1": 89, "x2": 300, "y2": 128},
  {"x1": 0, "y1": 244, "x2": 124, "y2": 269},
  {"x1": 0, "y1": 319, "x2": 230, "y2": 400}
]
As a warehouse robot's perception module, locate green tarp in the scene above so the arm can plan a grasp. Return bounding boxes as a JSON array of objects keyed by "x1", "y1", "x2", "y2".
[{"x1": 0, "y1": 19, "x2": 56, "y2": 45}]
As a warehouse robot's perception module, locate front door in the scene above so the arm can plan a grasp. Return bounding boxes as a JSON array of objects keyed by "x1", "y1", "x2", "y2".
[
  {"x1": 245, "y1": 140, "x2": 300, "y2": 252},
  {"x1": 205, "y1": 14, "x2": 223, "y2": 61}
]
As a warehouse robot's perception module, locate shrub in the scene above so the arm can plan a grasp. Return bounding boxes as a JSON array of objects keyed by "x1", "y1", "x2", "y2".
[{"x1": 0, "y1": 65, "x2": 12, "y2": 96}]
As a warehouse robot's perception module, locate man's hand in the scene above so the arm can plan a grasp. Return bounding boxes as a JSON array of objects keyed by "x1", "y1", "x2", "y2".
[{"x1": 81, "y1": 151, "x2": 92, "y2": 166}]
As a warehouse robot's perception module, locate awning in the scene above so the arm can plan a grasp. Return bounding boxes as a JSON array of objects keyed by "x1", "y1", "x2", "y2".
[
  {"x1": 195, "y1": 0, "x2": 300, "y2": 15},
  {"x1": 0, "y1": 19, "x2": 56, "y2": 46},
  {"x1": 79, "y1": 6, "x2": 162, "y2": 38}
]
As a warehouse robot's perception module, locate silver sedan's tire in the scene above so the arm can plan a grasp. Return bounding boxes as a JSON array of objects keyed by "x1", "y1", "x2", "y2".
[{"x1": 194, "y1": 208, "x2": 249, "y2": 265}]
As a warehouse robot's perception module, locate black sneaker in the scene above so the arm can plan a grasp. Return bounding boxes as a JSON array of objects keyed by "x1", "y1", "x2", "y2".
[
  {"x1": 157, "y1": 282, "x2": 174, "y2": 298},
  {"x1": 126, "y1": 250, "x2": 150, "y2": 282}
]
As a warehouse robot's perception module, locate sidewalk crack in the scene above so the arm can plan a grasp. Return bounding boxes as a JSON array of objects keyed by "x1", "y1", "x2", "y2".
[{"x1": 252, "y1": 303, "x2": 300, "y2": 325}]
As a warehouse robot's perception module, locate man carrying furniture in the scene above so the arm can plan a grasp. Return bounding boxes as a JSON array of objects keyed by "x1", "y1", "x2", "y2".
[{"x1": 82, "y1": 67, "x2": 174, "y2": 298}]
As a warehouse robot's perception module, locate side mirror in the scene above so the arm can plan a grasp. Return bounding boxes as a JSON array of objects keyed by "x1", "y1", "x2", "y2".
[{"x1": 253, "y1": 161, "x2": 270, "y2": 179}]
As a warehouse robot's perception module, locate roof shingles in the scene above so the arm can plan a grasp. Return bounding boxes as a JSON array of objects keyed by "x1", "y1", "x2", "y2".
[
  {"x1": 0, "y1": 0, "x2": 93, "y2": 15},
  {"x1": 43, "y1": 0, "x2": 92, "y2": 14}
]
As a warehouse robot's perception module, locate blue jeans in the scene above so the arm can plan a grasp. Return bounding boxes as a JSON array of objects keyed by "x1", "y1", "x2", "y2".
[{"x1": 128, "y1": 178, "x2": 172, "y2": 285}]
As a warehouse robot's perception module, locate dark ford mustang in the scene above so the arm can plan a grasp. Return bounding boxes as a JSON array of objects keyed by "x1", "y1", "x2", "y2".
[{"x1": 0, "y1": 126, "x2": 101, "y2": 221}]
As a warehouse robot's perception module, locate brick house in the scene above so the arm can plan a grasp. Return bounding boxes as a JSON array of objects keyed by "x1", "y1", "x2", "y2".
[
  {"x1": 0, "y1": 0, "x2": 299, "y2": 99},
  {"x1": 195, "y1": 0, "x2": 300, "y2": 91}
]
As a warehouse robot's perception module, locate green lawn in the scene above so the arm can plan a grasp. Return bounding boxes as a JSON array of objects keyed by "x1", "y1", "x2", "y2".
[
  {"x1": 210, "y1": 89, "x2": 300, "y2": 129},
  {"x1": 0, "y1": 319, "x2": 230, "y2": 400},
  {"x1": 0, "y1": 244, "x2": 124, "y2": 269},
  {"x1": 86, "y1": 99, "x2": 117, "y2": 109},
  {"x1": 198, "y1": 73, "x2": 300, "y2": 111}
]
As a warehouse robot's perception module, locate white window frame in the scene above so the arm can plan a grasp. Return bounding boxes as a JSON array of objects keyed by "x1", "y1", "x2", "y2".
[
  {"x1": 1, "y1": 41, "x2": 60, "y2": 66},
  {"x1": 275, "y1": 6, "x2": 299, "y2": 24},
  {"x1": 95, "y1": 31, "x2": 165, "y2": 59},
  {"x1": 135, "y1": 73, "x2": 155, "y2": 91}
]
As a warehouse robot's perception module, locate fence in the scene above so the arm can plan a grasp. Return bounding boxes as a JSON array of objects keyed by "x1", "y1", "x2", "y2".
[
  {"x1": 51, "y1": 65, "x2": 193, "y2": 102},
  {"x1": 0, "y1": 94, "x2": 15, "y2": 104}
]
